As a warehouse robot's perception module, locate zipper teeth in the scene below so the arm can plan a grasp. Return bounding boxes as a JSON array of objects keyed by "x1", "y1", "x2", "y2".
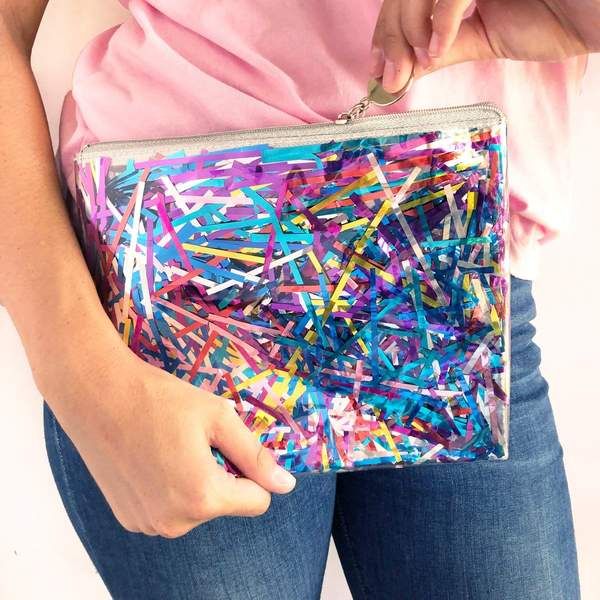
[{"x1": 78, "y1": 101, "x2": 505, "y2": 162}]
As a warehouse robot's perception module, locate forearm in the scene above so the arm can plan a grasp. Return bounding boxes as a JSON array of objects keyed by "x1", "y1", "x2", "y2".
[{"x1": 0, "y1": 17, "x2": 126, "y2": 399}]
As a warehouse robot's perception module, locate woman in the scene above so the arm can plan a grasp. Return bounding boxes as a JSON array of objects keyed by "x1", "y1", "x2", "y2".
[{"x1": 0, "y1": 1, "x2": 596, "y2": 598}]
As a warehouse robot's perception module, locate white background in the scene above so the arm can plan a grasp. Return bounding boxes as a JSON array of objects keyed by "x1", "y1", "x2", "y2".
[{"x1": 1, "y1": 1, "x2": 598, "y2": 598}]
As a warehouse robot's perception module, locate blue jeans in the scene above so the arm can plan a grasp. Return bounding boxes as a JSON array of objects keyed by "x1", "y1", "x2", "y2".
[{"x1": 42, "y1": 275, "x2": 580, "y2": 599}]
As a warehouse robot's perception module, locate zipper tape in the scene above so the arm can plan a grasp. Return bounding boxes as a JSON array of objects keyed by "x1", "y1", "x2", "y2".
[{"x1": 78, "y1": 101, "x2": 506, "y2": 164}]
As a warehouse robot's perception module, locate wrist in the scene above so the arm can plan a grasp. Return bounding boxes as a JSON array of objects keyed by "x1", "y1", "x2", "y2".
[
  {"x1": 25, "y1": 305, "x2": 131, "y2": 405},
  {"x1": 36, "y1": 316, "x2": 144, "y2": 452},
  {"x1": 2, "y1": 240, "x2": 131, "y2": 398}
]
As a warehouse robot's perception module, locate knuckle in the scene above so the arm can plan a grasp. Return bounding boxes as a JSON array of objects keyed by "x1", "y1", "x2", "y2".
[
  {"x1": 381, "y1": 32, "x2": 406, "y2": 60},
  {"x1": 213, "y1": 395, "x2": 235, "y2": 420},
  {"x1": 191, "y1": 493, "x2": 220, "y2": 521},
  {"x1": 186, "y1": 481, "x2": 221, "y2": 521},
  {"x1": 112, "y1": 508, "x2": 141, "y2": 534},
  {"x1": 255, "y1": 443, "x2": 272, "y2": 470},
  {"x1": 400, "y1": 10, "x2": 431, "y2": 48},
  {"x1": 119, "y1": 519, "x2": 141, "y2": 534},
  {"x1": 151, "y1": 516, "x2": 189, "y2": 539},
  {"x1": 403, "y1": 26, "x2": 429, "y2": 49},
  {"x1": 432, "y1": 0, "x2": 466, "y2": 33},
  {"x1": 433, "y1": 0, "x2": 453, "y2": 13},
  {"x1": 211, "y1": 398, "x2": 238, "y2": 438},
  {"x1": 403, "y1": 33, "x2": 422, "y2": 49},
  {"x1": 382, "y1": 30, "x2": 402, "y2": 47}
]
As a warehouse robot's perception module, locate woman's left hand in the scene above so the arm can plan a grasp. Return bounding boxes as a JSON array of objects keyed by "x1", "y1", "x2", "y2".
[{"x1": 371, "y1": 0, "x2": 600, "y2": 92}]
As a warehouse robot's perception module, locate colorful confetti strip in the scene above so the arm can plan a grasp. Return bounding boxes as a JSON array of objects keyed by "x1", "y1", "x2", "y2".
[{"x1": 72, "y1": 122, "x2": 509, "y2": 474}]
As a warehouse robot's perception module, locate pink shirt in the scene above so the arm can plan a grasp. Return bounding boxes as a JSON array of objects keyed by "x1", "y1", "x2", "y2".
[{"x1": 58, "y1": 0, "x2": 589, "y2": 280}]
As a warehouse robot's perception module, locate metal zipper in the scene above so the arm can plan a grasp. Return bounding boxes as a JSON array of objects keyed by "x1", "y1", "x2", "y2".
[{"x1": 78, "y1": 101, "x2": 505, "y2": 163}]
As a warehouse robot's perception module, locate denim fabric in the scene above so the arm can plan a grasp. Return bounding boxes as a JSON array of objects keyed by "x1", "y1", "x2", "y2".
[{"x1": 42, "y1": 275, "x2": 580, "y2": 599}]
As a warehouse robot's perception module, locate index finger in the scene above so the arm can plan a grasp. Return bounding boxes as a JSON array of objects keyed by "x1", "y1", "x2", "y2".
[
  {"x1": 205, "y1": 464, "x2": 276, "y2": 518},
  {"x1": 430, "y1": 0, "x2": 475, "y2": 57}
]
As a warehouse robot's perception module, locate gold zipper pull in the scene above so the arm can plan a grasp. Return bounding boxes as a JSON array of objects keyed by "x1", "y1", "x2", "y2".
[
  {"x1": 335, "y1": 96, "x2": 372, "y2": 124},
  {"x1": 335, "y1": 63, "x2": 416, "y2": 124}
]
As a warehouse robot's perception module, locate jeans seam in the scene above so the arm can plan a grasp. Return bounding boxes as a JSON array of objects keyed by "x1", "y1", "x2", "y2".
[
  {"x1": 48, "y1": 408, "x2": 104, "y2": 576},
  {"x1": 335, "y1": 499, "x2": 372, "y2": 600}
]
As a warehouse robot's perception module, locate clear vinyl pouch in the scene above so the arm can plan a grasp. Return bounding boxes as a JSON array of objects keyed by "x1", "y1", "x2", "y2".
[{"x1": 70, "y1": 86, "x2": 510, "y2": 475}]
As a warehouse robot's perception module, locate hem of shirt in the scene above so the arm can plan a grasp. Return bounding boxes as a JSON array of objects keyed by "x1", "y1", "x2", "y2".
[{"x1": 509, "y1": 243, "x2": 541, "y2": 282}]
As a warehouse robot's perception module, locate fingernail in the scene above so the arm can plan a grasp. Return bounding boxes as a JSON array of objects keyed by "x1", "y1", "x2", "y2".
[
  {"x1": 382, "y1": 59, "x2": 398, "y2": 92},
  {"x1": 273, "y1": 467, "x2": 296, "y2": 491},
  {"x1": 429, "y1": 32, "x2": 441, "y2": 57},
  {"x1": 369, "y1": 47, "x2": 383, "y2": 76},
  {"x1": 413, "y1": 47, "x2": 431, "y2": 70}
]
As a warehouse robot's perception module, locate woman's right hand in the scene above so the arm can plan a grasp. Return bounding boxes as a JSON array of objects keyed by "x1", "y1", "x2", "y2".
[
  {"x1": 1, "y1": 0, "x2": 295, "y2": 541},
  {"x1": 42, "y1": 343, "x2": 297, "y2": 539},
  {"x1": 371, "y1": 0, "x2": 599, "y2": 93}
]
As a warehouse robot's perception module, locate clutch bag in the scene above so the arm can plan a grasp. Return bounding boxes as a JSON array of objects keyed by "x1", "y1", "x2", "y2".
[{"x1": 70, "y1": 98, "x2": 510, "y2": 475}]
